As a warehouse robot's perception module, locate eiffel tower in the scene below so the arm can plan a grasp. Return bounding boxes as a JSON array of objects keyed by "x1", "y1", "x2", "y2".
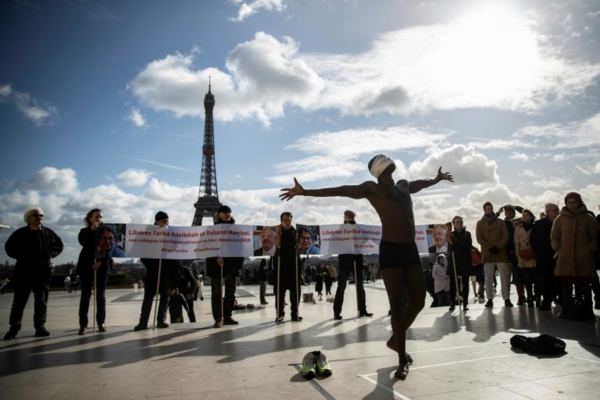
[{"x1": 192, "y1": 81, "x2": 222, "y2": 226}]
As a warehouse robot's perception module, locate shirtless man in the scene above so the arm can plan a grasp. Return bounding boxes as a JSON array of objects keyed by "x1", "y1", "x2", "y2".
[{"x1": 280, "y1": 154, "x2": 453, "y2": 380}]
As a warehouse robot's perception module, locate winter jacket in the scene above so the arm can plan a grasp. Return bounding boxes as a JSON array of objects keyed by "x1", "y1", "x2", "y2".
[
  {"x1": 448, "y1": 228, "x2": 473, "y2": 276},
  {"x1": 5, "y1": 225, "x2": 63, "y2": 283},
  {"x1": 476, "y1": 215, "x2": 509, "y2": 263},
  {"x1": 514, "y1": 222, "x2": 536, "y2": 268},
  {"x1": 551, "y1": 205, "x2": 598, "y2": 278}
]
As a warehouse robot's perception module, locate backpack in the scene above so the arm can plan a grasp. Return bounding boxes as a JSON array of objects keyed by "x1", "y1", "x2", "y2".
[
  {"x1": 470, "y1": 246, "x2": 482, "y2": 266},
  {"x1": 510, "y1": 334, "x2": 566, "y2": 355}
]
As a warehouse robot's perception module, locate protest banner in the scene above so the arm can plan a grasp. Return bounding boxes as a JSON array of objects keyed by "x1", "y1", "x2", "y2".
[
  {"x1": 124, "y1": 224, "x2": 253, "y2": 259},
  {"x1": 318, "y1": 223, "x2": 381, "y2": 255}
]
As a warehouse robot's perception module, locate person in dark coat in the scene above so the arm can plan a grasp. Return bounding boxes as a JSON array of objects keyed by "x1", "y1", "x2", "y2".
[
  {"x1": 4, "y1": 207, "x2": 63, "y2": 340},
  {"x1": 207, "y1": 205, "x2": 244, "y2": 327},
  {"x1": 447, "y1": 216, "x2": 473, "y2": 311},
  {"x1": 272, "y1": 212, "x2": 303, "y2": 322},
  {"x1": 77, "y1": 209, "x2": 126, "y2": 334},
  {"x1": 530, "y1": 203, "x2": 561, "y2": 310},
  {"x1": 333, "y1": 210, "x2": 373, "y2": 319},
  {"x1": 134, "y1": 211, "x2": 174, "y2": 331}
]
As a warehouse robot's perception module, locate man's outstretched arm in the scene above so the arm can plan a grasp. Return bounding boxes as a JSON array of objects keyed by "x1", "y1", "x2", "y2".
[
  {"x1": 408, "y1": 167, "x2": 453, "y2": 194},
  {"x1": 280, "y1": 178, "x2": 372, "y2": 201}
]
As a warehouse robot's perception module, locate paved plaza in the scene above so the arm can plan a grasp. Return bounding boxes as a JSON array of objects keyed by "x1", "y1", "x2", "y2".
[{"x1": 1, "y1": 281, "x2": 599, "y2": 400}]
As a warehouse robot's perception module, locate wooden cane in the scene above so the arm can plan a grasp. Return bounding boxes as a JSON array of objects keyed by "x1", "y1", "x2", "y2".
[
  {"x1": 152, "y1": 257, "x2": 163, "y2": 330},
  {"x1": 220, "y1": 259, "x2": 224, "y2": 327},
  {"x1": 354, "y1": 259, "x2": 360, "y2": 319},
  {"x1": 93, "y1": 267, "x2": 97, "y2": 334},
  {"x1": 451, "y1": 250, "x2": 461, "y2": 307},
  {"x1": 295, "y1": 256, "x2": 300, "y2": 322},
  {"x1": 276, "y1": 257, "x2": 281, "y2": 323}
]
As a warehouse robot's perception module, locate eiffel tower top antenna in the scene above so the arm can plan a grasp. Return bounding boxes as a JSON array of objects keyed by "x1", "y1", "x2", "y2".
[{"x1": 192, "y1": 78, "x2": 222, "y2": 226}]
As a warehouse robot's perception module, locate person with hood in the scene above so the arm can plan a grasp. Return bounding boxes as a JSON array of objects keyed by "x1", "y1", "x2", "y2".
[
  {"x1": 514, "y1": 209, "x2": 538, "y2": 307},
  {"x1": 207, "y1": 205, "x2": 244, "y2": 327},
  {"x1": 551, "y1": 192, "x2": 598, "y2": 320},
  {"x1": 476, "y1": 202, "x2": 511, "y2": 308},
  {"x1": 4, "y1": 207, "x2": 63, "y2": 340},
  {"x1": 432, "y1": 254, "x2": 451, "y2": 307}
]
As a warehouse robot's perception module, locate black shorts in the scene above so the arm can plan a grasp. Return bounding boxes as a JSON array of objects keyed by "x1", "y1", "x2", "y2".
[{"x1": 379, "y1": 241, "x2": 421, "y2": 270}]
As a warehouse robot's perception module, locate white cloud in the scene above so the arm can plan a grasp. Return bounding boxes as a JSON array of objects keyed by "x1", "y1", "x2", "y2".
[
  {"x1": 519, "y1": 169, "x2": 538, "y2": 178},
  {"x1": 128, "y1": 107, "x2": 146, "y2": 127},
  {"x1": 509, "y1": 152, "x2": 529, "y2": 161},
  {"x1": 408, "y1": 145, "x2": 498, "y2": 185},
  {"x1": 513, "y1": 112, "x2": 600, "y2": 149},
  {"x1": 127, "y1": 19, "x2": 600, "y2": 126},
  {"x1": 230, "y1": 0, "x2": 287, "y2": 22},
  {"x1": 27, "y1": 167, "x2": 78, "y2": 193},
  {"x1": 117, "y1": 169, "x2": 152, "y2": 186},
  {"x1": 0, "y1": 84, "x2": 58, "y2": 126},
  {"x1": 269, "y1": 126, "x2": 449, "y2": 183}
]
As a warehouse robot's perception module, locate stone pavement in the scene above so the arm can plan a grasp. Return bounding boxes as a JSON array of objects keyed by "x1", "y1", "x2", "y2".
[{"x1": 1, "y1": 281, "x2": 599, "y2": 400}]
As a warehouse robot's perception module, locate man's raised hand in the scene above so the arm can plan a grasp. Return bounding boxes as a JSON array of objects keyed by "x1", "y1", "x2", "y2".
[
  {"x1": 280, "y1": 178, "x2": 303, "y2": 201},
  {"x1": 437, "y1": 167, "x2": 454, "y2": 183}
]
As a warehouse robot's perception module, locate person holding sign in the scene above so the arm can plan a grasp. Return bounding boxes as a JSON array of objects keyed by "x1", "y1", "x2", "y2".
[
  {"x1": 206, "y1": 205, "x2": 244, "y2": 327},
  {"x1": 135, "y1": 212, "x2": 173, "y2": 331},
  {"x1": 76, "y1": 208, "x2": 103, "y2": 335},
  {"x1": 273, "y1": 212, "x2": 303, "y2": 322},
  {"x1": 280, "y1": 154, "x2": 453, "y2": 380},
  {"x1": 333, "y1": 210, "x2": 373, "y2": 320},
  {"x1": 90, "y1": 224, "x2": 124, "y2": 333}
]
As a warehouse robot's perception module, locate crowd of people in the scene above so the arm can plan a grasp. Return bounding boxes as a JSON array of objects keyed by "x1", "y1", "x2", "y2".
[
  {"x1": 428, "y1": 197, "x2": 600, "y2": 322},
  {"x1": 3, "y1": 154, "x2": 598, "y2": 382}
]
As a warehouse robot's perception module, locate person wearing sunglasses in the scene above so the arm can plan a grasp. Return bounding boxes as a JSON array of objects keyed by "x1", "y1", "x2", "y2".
[{"x1": 4, "y1": 207, "x2": 63, "y2": 340}]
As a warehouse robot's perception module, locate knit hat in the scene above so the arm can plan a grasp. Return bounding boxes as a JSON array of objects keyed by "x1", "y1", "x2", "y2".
[
  {"x1": 154, "y1": 211, "x2": 169, "y2": 222},
  {"x1": 217, "y1": 205, "x2": 232, "y2": 213},
  {"x1": 564, "y1": 192, "x2": 583, "y2": 206},
  {"x1": 344, "y1": 210, "x2": 356, "y2": 218}
]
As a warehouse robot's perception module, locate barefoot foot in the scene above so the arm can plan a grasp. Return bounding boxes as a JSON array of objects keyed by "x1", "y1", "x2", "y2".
[{"x1": 394, "y1": 363, "x2": 409, "y2": 380}]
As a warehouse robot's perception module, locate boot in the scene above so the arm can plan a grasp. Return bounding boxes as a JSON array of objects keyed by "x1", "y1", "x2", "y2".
[{"x1": 558, "y1": 298, "x2": 571, "y2": 319}]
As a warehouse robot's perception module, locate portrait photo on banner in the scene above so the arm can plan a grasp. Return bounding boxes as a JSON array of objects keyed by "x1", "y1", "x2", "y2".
[
  {"x1": 252, "y1": 225, "x2": 280, "y2": 257},
  {"x1": 427, "y1": 223, "x2": 450, "y2": 264},
  {"x1": 296, "y1": 224, "x2": 321, "y2": 255}
]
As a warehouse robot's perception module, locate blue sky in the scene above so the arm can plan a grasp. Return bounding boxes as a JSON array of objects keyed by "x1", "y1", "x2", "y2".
[{"x1": 1, "y1": 0, "x2": 599, "y2": 265}]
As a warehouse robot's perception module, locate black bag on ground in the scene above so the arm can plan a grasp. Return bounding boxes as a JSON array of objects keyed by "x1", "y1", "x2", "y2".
[{"x1": 510, "y1": 334, "x2": 566, "y2": 355}]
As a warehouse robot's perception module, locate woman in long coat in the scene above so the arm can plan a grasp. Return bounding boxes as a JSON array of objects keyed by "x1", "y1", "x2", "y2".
[{"x1": 551, "y1": 192, "x2": 598, "y2": 319}]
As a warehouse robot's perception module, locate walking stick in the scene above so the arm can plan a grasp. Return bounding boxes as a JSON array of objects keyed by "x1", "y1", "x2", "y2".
[
  {"x1": 152, "y1": 257, "x2": 163, "y2": 330},
  {"x1": 93, "y1": 267, "x2": 97, "y2": 334},
  {"x1": 451, "y1": 250, "x2": 461, "y2": 308},
  {"x1": 354, "y1": 259, "x2": 360, "y2": 319},
  {"x1": 276, "y1": 257, "x2": 281, "y2": 323},
  {"x1": 295, "y1": 256, "x2": 300, "y2": 322},
  {"x1": 219, "y1": 259, "x2": 224, "y2": 327}
]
